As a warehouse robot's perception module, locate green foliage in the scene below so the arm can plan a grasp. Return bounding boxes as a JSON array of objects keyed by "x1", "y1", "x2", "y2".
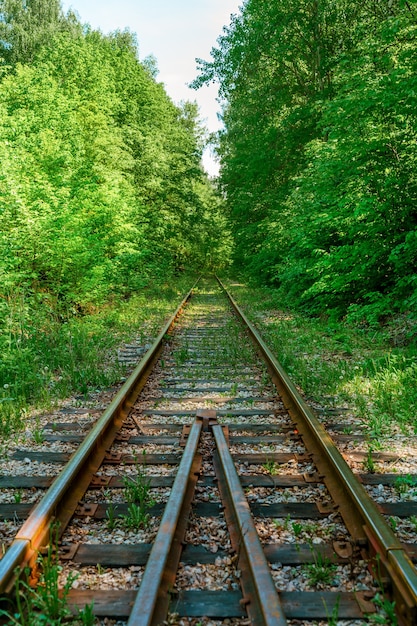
[
  {"x1": 123, "y1": 456, "x2": 155, "y2": 512},
  {"x1": 323, "y1": 595, "x2": 341, "y2": 626},
  {"x1": 0, "y1": 278, "x2": 192, "y2": 436},
  {"x1": 0, "y1": 0, "x2": 71, "y2": 66},
  {"x1": 105, "y1": 501, "x2": 118, "y2": 531},
  {"x1": 262, "y1": 459, "x2": 280, "y2": 475},
  {"x1": 0, "y1": 4, "x2": 232, "y2": 431},
  {"x1": 196, "y1": 0, "x2": 417, "y2": 320},
  {"x1": 363, "y1": 446, "x2": 376, "y2": 473},
  {"x1": 0, "y1": 26, "x2": 229, "y2": 313},
  {"x1": 225, "y1": 281, "x2": 417, "y2": 436},
  {"x1": 303, "y1": 548, "x2": 337, "y2": 587},
  {"x1": 369, "y1": 593, "x2": 398, "y2": 625},
  {"x1": 394, "y1": 474, "x2": 417, "y2": 496},
  {"x1": 0, "y1": 524, "x2": 92, "y2": 625},
  {"x1": 280, "y1": 9, "x2": 417, "y2": 317},
  {"x1": 122, "y1": 502, "x2": 151, "y2": 530}
]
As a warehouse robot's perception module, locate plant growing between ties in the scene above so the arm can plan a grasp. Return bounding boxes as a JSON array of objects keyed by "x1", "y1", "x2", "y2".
[
  {"x1": 323, "y1": 595, "x2": 341, "y2": 626},
  {"x1": 122, "y1": 502, "x2": 151, "y2": 530},
  {"x1": 273, "y1": 514, "x2": 292, "y2": 532},
  {"x1": 121, "y1": 453, "x2": 155, "y2": 529},
  {"x1": 393, "y1": 474, "x2": 417, "y2": 498},
  {"x1": 363, "y1": 446, "x2": 376, "y2": 473},
  {"x1": 263, "y1": 459, "x2": 280, "y2": 475},
  {"x1": 303, "y1": 547, "x2": 337, "y2": 588},
  {"x1": 0, "y1": 524, "x2": 93, "y2": 625},
  {"x1": 105, "y1": 500, "x2": 118, "y2": 530},
  {"x1": 368, "y1": 554, "x2": 398, "y2": 625},
  {"x1": 13, "y1": 489, "x2": 23, "y2": 504}
]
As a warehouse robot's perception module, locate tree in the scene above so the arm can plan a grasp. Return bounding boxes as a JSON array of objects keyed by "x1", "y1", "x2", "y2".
[
  {"x1": 194, "y1": 0, "x2": 417, "y2": 319},
  {"x1": 0, "y1": 0, "x2": 70, "y2": 66},
  {"x1": 0, "y1": 18, "x2": 231, "y2": 316}
]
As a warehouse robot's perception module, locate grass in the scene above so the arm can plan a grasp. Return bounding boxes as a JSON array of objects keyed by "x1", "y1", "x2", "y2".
[
  {"x1": 105, "y1": 501, "x2": 118, "y2": 530},
  {"x1": 173, "y1": 346, "x2": 189, "y2": 365},
  {"x1": 263, "y1": 459, "x2": 280, "y2": 475},
  {"x1": 323, "y1": 595, "x2": 341, "y2": 626},
  {"x1": 0, "y1": 275, "x2": 195, "y2": 438},
  {"x1": 368, "y1": 555, "x2": 399, "y2": 625},
  {"x1": 369, "y1": 593, "x2": 398, "y2": 625},
  {"x1": 223, "y1": 279, "x2": 417, "y2": 438},
  {"x1": 122, "y1": 455, "x2": 155, "y2": 528},
  {"x1": 303, "y1": 548, "x2": 337, "y2": 587},
  {"x1": 0, "y1": 525, "x2": 94, "y2": 625},
  {"x1": 168, "y1": 281, "x2": 257, "y2": 381},
  {"x1": 122, "y1": 502, "x2": 151, "y2": 530},
  {"x1": 363, "y1": 446, "x2": 376, "y2": 473},
  {"x1": 105, "y1": 458, "x2": 155, "y2": 531},
  {"x1": 393, "y1": 474, "x2": 417, "y2": 498}
]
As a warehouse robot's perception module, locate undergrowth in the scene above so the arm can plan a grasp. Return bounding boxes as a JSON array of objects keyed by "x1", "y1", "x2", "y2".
[
  {"x1": 0, "y1": 275, "x2": 195, "y2": 437},
  {"x1": 224, "y1": 279, "x2": 417, "y2": 437},
  {"x1": 0, "y1": 525, "x2": 93, "y2": 625}
]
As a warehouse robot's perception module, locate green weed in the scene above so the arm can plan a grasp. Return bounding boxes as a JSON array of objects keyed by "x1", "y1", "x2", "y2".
[
  {"x1": 363, "y1": 447, "x2": 376, "y2": 473},
  {"x1": 263, "y1": 459, "x2": 279, "y2": 475},
  {"x1": 122, "y1": 502, "x2": 151, "y2": 530},
  {"x1": 105, "y1": 501, "x2": 117, "y2": 530},
  {"x1": 223, "y1": 282, "x2": 417, "y2": 439},
  {"x1": 393, "y1": 475, "x2": 417, "y2": 497},
  {"x1": 173, "y1": 347, "x2": 189, "y2": 365},
  {"x1": 369, "y1": 593, "x2": 397, "y2": 625},
  {"x1": 13, "y1": 490, "x2": 23, "y2": 504},
  {"x1": 303, "y1": 549, "x2": 337, "y2": 587},
  {"x1": 323, "y1": 594, "x2": 340, "y2": 626},
  {"x1": 368, "y1": 554, "x2": 399, "y2": 625},
  {"x1": 291, "y1": 522, "x2": 303, "y2": 537},
  {"x1": 0, "y1": 524, "x2": 93, "y2": 625},
  {"x1": 77, "y1": 603, "x2": 95, "y2": 625},
  {"x1": 33, "y1": 427, "x2": 45, "y2": 445},
  {"x1": 123, "y1": 471, "x2": 154, "y2": 509},
  {"x1": 273, "y1": 514, "x2": 291, "y2": 531},
  {"x1": 0, "y1": 281, "x2": 189, "y2": 438}
]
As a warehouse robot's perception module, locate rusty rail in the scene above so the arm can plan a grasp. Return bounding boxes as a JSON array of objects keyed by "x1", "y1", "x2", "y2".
[
  {"x1": 127, "y1": 419, "x2": 202, "y2": 626},
  {"x1": 218, "y1": 277, "x2": 417, "y2": 626},
  {"x1": 212, "y1": 419, "x2": 288, "y2": 625},
  {"x1": 128, "y1": 411, "x2": 287, "y2": 626},
  {"x1": 4, "y1": 276, "x2": 417, "y2": 624},
  {"x1": 0, "y1": 281, "x2": 198, "y2": 595}
]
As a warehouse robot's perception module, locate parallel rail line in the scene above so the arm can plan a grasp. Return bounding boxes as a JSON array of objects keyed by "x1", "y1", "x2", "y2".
[{"x1": 0, "y1": 278, "x2": 416, "y2": 625}]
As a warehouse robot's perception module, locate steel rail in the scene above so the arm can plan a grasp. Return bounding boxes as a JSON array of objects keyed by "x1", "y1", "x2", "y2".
[
  {"x1": 212, "y1": 421, "x2": 287, "y2": 626},
  {"x1": 127, "y1": 418, "x2": 202, "y2": 626},
  {"x1": 0, "y1": 280, "x2": 198, "y2": 595},
  {"x1": 217, "y1": 277, "x2": 417, "y2": 626}
]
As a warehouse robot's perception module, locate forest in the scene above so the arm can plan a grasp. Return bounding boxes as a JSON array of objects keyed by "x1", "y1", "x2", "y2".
[
  {"x1": 1, "y1": 0, "x2": 416, "y2": 430},
  {"x1": 0, "y1": 0, "x2": 233, "y2": 427},
  {"x1": 194, "y1": 0, "x2": 417, "y2": 323},
  {"x1": 0, "y1": 0, "x2": 231, "y2": 318}
]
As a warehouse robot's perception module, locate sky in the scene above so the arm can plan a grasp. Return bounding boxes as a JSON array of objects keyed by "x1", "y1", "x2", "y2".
[{"x1": 60, "y1": 0, "x2": 242, "y2": 176}]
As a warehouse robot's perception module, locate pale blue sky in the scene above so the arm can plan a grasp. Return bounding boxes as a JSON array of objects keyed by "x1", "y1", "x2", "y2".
[{"x1": 60, "y1": 0, "x2": 242, "y2": 175}]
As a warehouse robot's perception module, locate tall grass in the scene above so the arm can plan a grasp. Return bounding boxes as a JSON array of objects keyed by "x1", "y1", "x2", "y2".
[
  {"x1": 0, "y1": 276, "x2": 195, "y2": 437},
  {"x1": 224, "y1": 280, "x2": 417, "y2": 436}
]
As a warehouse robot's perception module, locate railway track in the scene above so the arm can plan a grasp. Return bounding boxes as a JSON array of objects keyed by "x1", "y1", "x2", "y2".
[{"x1": 1, "y1": 278, "x2": 417, "y2": 625}]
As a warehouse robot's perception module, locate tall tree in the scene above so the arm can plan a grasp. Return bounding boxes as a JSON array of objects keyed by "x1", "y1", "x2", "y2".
[
  {"x1": 0, "y1": 0, "x2": 68, "y2": 65},
  {"x1": 194, "y1": 0, "x2": 353, "y2": 276},
  {"x1": 0, "y1": 18, "x2": 231, "y2": 314},
  {"x1": 194, "y1": 0, "x2": 417, "y2": 319}
]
